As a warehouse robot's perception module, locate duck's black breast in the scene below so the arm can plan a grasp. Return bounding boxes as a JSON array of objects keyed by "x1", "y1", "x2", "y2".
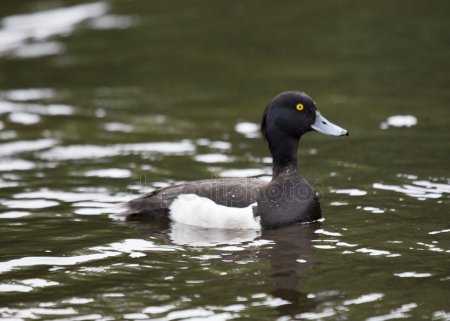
[
  {"x1": 256, "y1": 173, "x2": 321, "y2": 229},
  {"x1": 125, "y1": 177, "x2": 267, "y2": 220}
]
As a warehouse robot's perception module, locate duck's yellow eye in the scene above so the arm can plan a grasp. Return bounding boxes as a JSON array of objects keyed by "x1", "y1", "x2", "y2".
[{"x1": 296, "y1": 103, "x2": 304, "y2": 111}]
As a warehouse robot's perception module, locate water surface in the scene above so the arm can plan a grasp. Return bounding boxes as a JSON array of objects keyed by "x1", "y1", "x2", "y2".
[{"x1": 0, "y1": 1, "x2": 449, "y2": 320}]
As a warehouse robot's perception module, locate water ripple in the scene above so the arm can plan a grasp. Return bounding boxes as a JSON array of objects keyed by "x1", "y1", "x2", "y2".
[
  {"x1": 0, "y1": 138, "x2": 57, "y2": 156},
  {"x1": 394, "y1": 272, "x2": 432, "y2": 278},
  {"x1": 38, "y1": 140, "x2": 196, "y2": 160},
  {"x1": 366, "y1": 303, "x2": 418, "y2": 321},
  {"x1": 0, "y1": 2, "x2": 135, "y2": 59},
  {"x1": 0, "y1": 252, "x2": 119, "y2": 274},
  {"x1": 373, "y1": 178, "x2": 449, "y2": 200},
  {"x1": 331, "y1": 188, "x2": 367, "y2": 196},
  {"x1": 0, "y1": 238, "x2": 180, "y2": 274}
]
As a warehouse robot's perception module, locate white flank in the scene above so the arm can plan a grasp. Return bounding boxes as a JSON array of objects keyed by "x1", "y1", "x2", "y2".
[{"x1": 169, "y1": 194, "x2": 261, "y2": 230}]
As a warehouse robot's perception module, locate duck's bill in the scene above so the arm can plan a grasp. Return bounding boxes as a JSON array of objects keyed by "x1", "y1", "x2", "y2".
[{"x1": 311, "y1": 111, "x2": 349, "y2": 136}]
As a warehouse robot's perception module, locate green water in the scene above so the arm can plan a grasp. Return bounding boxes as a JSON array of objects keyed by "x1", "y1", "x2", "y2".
[{"x1": 0, "y1": 1, "x2": 449, "y2": 320}]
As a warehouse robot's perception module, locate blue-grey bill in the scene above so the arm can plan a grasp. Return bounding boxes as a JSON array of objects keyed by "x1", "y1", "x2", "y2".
[{"x1": 311, "y1": 111, "x2": 348, "y2": 136}]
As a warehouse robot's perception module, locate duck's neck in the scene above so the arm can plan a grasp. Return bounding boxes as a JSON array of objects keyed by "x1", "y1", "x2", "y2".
[{"x1": 268, "y1": 131, "x2": 300, "y2": 178}]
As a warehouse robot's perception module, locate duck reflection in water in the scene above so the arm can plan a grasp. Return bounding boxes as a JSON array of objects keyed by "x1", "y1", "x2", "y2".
[
  {"x1": 128, "y1": 219, "x2": 321, "y2": 317},
  {"x1": 171, "y1": 222, "x2": 319, "y2": 316},
  {"x1": 263, "y1": 223, "x2": 319, "y2": 316}
]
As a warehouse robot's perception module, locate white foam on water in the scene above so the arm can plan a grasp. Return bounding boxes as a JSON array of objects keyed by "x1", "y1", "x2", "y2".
[
  {"x1": 330, "y1": 201, "x2": 348, "y2": 206},
  {"x1": 110, "y1": 239, "x2": 171, "y2": 253},
  {"x1": 0, "y1": 284, "x2": 33, "y2": 293},
  {"x1": 0, "y1": 307, "x2": 77, "y2": 320},
  {"x1": 73, "y1": 208, "x2": 107, "y2": 216},
  {"x1": 296, "y1": 308, "x2": 336, "y2": 320},
  {"x1": 362, "y1": 206, "x2": 385, "y2": 214},
  {"x1": 366, "y1": 303, "x2": 418, "y2": 321},
  {"x1": 356, "y1": 248, "x2": 400, "y2": 257},
  {"x1": 394, "y1": 272, "x2": 432, "y2": 278},
  {"x1": 104, "y1": 122, "x2": 134, "y2": 133},
  {"x1": 1, "y1": 3, "x2": 108, "y2": 42},
  {"x1": 14, "y1": 189, "x2": 124, "y2": 203},
  {"x1": 0, "y1": 100, "x2": 16, "y2": 113},
  {"x1": 373, "y1": 179, "x2": 449, "y2": 200},
  {"x1": 164, "y1": 308, "x2": 215, "y2": 321},
  {"x1": 8, "y1": 112, "x2": 41, "y2": 125},
  {"x1": 14, "y1": 41, "x2": 64, "y2": 58},
  {"x1": 0, "y1": 158, "x2": 35, "y2": 171},
  {"x1": 235, "y1": 122, "x2": 260, "y2": 138},
  {"x1": 0, "y1": 178, "x2": 19, "y2": 188},
  {"x1": 0, "y1": 252, "x2": 119, "y2": 274},
  {"x1": 1, "y1": 88, "x2": 55, "y2": 101},
  {"x1": 254, "y1": 296, "x2": 290, "y2": 308},
  {"x1": 414, "y1": 180, "x2": 450, "y2": 193},
  {"x1": 0, "y1": 238, "x2": 179, "y2": 274},
  {"x1": 74, "y1": 204, "x2": 122, "y2": 216},
  {"x1": 0, "y1": 211, "x2": 30, "y2": 219},
  {"x1": 84, "y1": 168, "x2": 132, "y2": 178},
  {"x1": 88, "y1": 15, "x2": 135, "y2": 30},
  {"x1": 343, "y1": 293, "x2": 384, "y2": 305},
  {"x1": 313, "y1": 245, "x2": 336, "y2": 250},
  {"x1": 123, "y1": 312, "x2": 150, "y2": 320},
  {"x1": 103, "y1": 293, "x2": 124, "y2": 298},
  {"x1": 433, "y1": 311, "x2": 450, "y2": 321},
  {"x1": 3, "y1": 199, "x2": 59, "y2": 209},
  {"x1": 39, "y1": 140, "x2": 196, "y2": 160},
  {"x1": 13, "y1": 190, "x2": 130, "y2": 217},
  {"x1": 30, "y1": 104, "x2": 74, "y2": 115},
  {"x1": 0, "y1": 2, "x2": 136, "y2": 59},
  {"x1": 314, "y1": 229, "x2": 343, "y2": 237},
  {"x1": 414, "y1": 242, "x2": 447, "y2": 253},
  {"x1": 92, "y1": 239, "x2": 180, "y2": 256},
  {"x1": 0, "y1": 99, "x2": 75, "y2": 120},
  {"x1": 21, "y1": 278, "x2": 59, "y2": 288},
  {"x1": 0, "y1": 138, "x2": 57, "y2": 156},
  {"x1": 336, "y1": 242, "x2": 358, "y2": 248},
  {"x1": 0, "y1": 130, "x2": 17, "y2": 140},
  {"x1": 39, "y1": 144, "x2": 119, "y2": 160},
  {"x1": 62, "y1": 297, "x2": 94, "y2": 305},
  {"x1": 72, "y1": 201, "x2": 115, "y2": 208},
  {"x1": 196, "y1": 139, "x2": 231, "y2": 150},
  {"x1": 0, "y1": 2, "x2": 102, "y2": 57},
  {"x1": 428, "y1": 229, "x2": 450, "y2": 235},
  {"x1": 194, "y1": 153, "x2": 234, "y2": 163},
  {"x1": 122, "y1": 140, "x2": 195, "y2": 155},
  {"x1": 380, "y1": 115, "x2": 417, "y2": 130},
  {"x1": 331, "y1": 188, "x2": 367, "y2": 196},
  {"x1": 142, "y1": 304, "x2": 176, "y2": 314}
]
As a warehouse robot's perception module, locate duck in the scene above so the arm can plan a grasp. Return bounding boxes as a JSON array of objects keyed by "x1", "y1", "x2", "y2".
[{"x1": 125, "y1": 91, "x2": 348, "y2": 229}]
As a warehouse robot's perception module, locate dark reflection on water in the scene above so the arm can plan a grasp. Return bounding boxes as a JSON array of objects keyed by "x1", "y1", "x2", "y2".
[
  {"x1": 130, "y1": 220, "x2": 321, "y2": 318},
  {"x1": 263, "y1": 224, "x2": 319, "y2": 317}
]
